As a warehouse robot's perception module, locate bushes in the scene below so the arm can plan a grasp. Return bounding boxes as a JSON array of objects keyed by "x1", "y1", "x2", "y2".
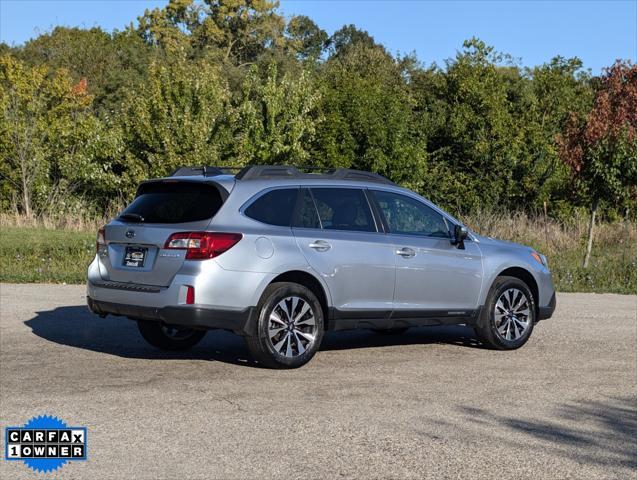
[
  {"x1": 1, "y1": 213, "x2": 634, "y2": 293},
  {"x1": 462, "y1": 210, "x2": 637, "y2": 294},
  {"x1": 0, "y1": 3, "x2": 635, "y2": 226}
]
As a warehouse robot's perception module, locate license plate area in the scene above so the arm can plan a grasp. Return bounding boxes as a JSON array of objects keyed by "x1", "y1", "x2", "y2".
[{"x1": 123, "y1": 246, "x2": 147, "y2": 268}]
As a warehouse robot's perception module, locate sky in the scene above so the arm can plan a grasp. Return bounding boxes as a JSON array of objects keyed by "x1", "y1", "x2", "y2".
[{"x1": 0, "y1": 0, "x2": 635, "y2": 73}]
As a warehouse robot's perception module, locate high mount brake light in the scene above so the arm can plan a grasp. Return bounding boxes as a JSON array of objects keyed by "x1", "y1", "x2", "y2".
[
  {"x1": 164, "y1": 232, "x2": 243, "y2": 260},
  {"x1": 96, "y1": 227, "x2": 106, "y2": 253}
]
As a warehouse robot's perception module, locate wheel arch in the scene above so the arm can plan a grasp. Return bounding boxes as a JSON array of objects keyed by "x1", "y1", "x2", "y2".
[
  {"x1": 496, "y1": 267, "x2": 539, "y2": 316},
  {"x1": 269, "y1": 270, "x2": 331, "y2": 329}
]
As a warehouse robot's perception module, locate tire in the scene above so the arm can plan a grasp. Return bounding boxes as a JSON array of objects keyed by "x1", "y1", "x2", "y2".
[
  {"x1": 371, "y1": 327, "x2": 409, "y2": 335},
  {"x1": 245, "y1": 282, "x2": 324, "y2": 369},
  {"x1": 137, "y1": 320, "x2": 206, "y2": 351},
  {"x1": 474, "y1": 276, "x2": 536, "y2": 350}
]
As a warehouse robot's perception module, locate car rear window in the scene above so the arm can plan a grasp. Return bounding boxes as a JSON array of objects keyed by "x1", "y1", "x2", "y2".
[
  {"x1": 244, "y1": 188, "x2": 298, "y2": 226},
  {"x1": 120, "y1": 182, "x2": 224, "y2": 224}
]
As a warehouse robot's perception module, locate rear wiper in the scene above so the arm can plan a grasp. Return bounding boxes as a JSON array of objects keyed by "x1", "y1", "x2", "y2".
[{"x1": 118, "y1": 213, "x2": 145, "y2": 223}]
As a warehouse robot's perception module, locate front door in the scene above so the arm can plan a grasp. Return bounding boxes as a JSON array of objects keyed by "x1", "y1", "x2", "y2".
[{"x1": 370, "y1": 190, "x2": 483, "y2": 316}]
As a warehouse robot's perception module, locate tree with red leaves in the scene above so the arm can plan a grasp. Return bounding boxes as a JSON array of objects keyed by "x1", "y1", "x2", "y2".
[{"x1": 558, "y1": 61, "x2": 637, "y2": 267}]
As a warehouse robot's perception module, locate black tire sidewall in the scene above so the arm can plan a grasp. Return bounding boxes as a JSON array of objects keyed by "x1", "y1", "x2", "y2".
[
  {"x1": 482, "y1": 276, "x2": 536, "y2": 349},
  {"x1": 254, "y1": 283, "x2": 324, "y2": 368},
  {"x1": 137, "y1": 320, "x2": 206, "y2": 351}
]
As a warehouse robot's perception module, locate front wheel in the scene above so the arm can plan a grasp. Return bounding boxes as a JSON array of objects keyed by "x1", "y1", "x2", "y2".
[
  {"x1": 137, "y1": 320, "x2": 206, "y2": 351},
  {"x1": 245, "y1": 282, "x2": 324, "y2": 369},
  {"x1": 474, "y1": 276, "x2": 536, "y2": 350}
]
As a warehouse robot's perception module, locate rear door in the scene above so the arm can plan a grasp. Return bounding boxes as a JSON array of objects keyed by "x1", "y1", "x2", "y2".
[
  {"x1": 99, "y1": 180, "x2": 226, "y2": 287},
  {"x1": 292, "y1": 187, "x2": 395, "y2": 319}
]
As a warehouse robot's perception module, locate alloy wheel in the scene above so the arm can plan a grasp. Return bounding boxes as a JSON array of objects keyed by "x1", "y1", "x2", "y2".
[
  {"x1": 494, "y1": 288, "x2": 531, "y2": 341},
  {"x1": 267, "y1": 296, "x2": 317, "y2": 357}
]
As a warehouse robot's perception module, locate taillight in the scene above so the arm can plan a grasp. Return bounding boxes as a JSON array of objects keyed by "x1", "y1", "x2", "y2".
[
  {"x1": 164, "y1": 232, "x2": 242, "y2": 260},
  {"x1": 96, "y1": 226, "x2": 106, "y2": 253}
]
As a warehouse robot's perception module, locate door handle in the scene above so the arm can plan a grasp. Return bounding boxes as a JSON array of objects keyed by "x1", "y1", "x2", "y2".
[
  {"x1": 396, "y1": 247, "x2": 416, "y2": 258},
  {"x1": 309, "y1": 240, "x2": 331, "y2": 252}
]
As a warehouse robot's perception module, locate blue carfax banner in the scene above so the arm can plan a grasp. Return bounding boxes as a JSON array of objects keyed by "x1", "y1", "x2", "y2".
[{"x1": 4, "y1": 415, "x2": 87, "y2": 474}]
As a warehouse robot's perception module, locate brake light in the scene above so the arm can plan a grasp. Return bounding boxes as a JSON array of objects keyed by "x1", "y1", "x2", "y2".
[
  {"x1": 164, "y1": 232, "x2": 243, "y2": 260},
  {"x1": 96, "y1": 227, "x2": 106, "y2": 253}
]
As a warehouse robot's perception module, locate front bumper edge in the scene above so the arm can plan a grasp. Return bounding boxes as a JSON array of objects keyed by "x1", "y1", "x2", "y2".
[{"x1": 537, "y1": 291, "x2": 556, "y2": 321}]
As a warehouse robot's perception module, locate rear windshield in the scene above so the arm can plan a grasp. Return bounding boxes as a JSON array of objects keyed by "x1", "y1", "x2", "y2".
[{"x1": 119, "y1": 182, "x2": 224, "y2": 224}]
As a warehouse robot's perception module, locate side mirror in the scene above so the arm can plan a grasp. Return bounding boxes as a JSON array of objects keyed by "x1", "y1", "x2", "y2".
[{"x1": 451, "y1": 225, "x2": 469, "y2": 249}]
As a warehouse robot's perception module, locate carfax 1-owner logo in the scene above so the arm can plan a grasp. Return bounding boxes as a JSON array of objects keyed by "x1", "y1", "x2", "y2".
[{"x1": 4, "y1": 415, "x2": 87, "y2": 473}]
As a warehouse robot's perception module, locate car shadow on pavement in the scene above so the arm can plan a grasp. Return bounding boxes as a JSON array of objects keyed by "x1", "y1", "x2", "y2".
[
  {"x1": 455, "y1": 396, "x2": 637, "y2": 472},
  {"x1": 24, "y1": 306, "x2": 256, "y2": 366},
  {"x1": 24, "y1": 305, "x2": 485, "y2": 368}
]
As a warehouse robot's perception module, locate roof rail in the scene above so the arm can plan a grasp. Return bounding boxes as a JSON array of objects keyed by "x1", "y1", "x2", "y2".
[
  {"x1": 170, "y1": 166, "x2": 241, "y2": 177},
  {"x1": 235, "y1": 165, "x2": 394, "y2": 185}
]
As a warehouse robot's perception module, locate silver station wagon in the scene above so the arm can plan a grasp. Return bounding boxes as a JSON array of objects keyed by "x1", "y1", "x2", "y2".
[{"x1": 87, "y1": 165, "x2": 556, "y2": 368}]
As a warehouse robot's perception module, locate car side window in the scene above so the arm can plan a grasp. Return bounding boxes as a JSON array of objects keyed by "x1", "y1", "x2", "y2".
[
  {"x1": 293, "y1": 189, "x2": 321, "y2": 229},
  {"x1": 373, "y1": 190, "x2": 450, "y2": 238},
  {"x1": 310, "y1": 188, "x2": 376, "y2": 232},
  {"x1": 244, "y1": 188, "x2": 298, "y2": 227}
]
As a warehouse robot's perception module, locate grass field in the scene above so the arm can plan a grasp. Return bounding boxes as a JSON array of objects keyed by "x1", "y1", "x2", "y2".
[
  {"x1": 0, "y1": 227, "x2": 95, "y2": 284},
  {"x1": 0, "y1": 216, "x2": 635, "y2": 293}
]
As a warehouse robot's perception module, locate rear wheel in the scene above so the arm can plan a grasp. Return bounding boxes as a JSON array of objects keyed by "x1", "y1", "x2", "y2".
[
  {"x1": 137, "y1": 320, "x2": 206, "y2": 350},
  {"x1": 245, "y1": 282, "x2": 324, "y2": 369},
  {"x1": 474, "y1": 276, "x2": 536, "y2": 350}
]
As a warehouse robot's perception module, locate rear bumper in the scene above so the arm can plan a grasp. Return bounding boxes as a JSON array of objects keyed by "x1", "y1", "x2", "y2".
[
  {"x1": 537, "y1": 291, "x2": 556, "y2": 321},
  {"x1": 87, "y1": 296, "x2": 257, "y2": 335}
]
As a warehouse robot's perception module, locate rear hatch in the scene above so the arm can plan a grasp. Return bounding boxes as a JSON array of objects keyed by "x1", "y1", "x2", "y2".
[{"x1": 101, "y1": 180, "x2": 227, "y2": 287}]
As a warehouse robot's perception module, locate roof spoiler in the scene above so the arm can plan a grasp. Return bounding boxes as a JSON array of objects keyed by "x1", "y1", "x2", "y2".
[{"x1": 170, "y1": 166, "x2": 241, "y2": 177}]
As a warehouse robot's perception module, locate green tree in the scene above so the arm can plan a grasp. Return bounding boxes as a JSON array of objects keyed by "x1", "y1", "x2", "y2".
[
  {"x1": 120, "y1": 57, "x2": 233, "y2": 182},
  {"x1": 195, "y1": 0, "x2": 284, "y2": 64},
  {"x1": 328, "y1": 24, "x2": 380, "y2": 57},
  {"x1": 558, "y1": 61, "x2": 637, "y2": 267},
  {"x1": 0, "y1": 55, "x2": 51, "y2": 215},
  {"x1": 18, "y1": 27, "x2": 151, "y2": 113},
  {"x1": 137, "y1": 0, "x2": 196, "y2": 53},
  {"x1": 285, "y1": 15, "x2": 328, "y2": 61},
  {"x1": 234, "y1": 63, "x2": 320, "y2": 165},
  {"x1": 0, "y1": 54, "x2": 119, "y2": 216},
  {"x1": 138, "y1": 0, "x2": 284, "y2": 65},
  {"x1": 519, "y1": 57, "x2": 593, "y2": 214},
  {"x1": 418, "y1": 39, "x2": 529, "y2": 212},
  {"x1": 315, "y1": 43, "x2": 426, "y2": 190},
  {"x1": 52, "y1": 110, "x2": 124, "y2": 209}
]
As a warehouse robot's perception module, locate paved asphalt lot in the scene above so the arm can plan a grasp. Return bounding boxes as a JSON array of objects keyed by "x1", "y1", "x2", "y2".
[{"x1": 0, "y1": 284, "x2": 635, "y2": 479}]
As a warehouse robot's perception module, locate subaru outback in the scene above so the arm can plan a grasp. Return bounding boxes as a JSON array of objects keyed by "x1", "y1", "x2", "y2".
[{"x1": 87, "y1": 165, "x2": 556, "y2": 368}]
